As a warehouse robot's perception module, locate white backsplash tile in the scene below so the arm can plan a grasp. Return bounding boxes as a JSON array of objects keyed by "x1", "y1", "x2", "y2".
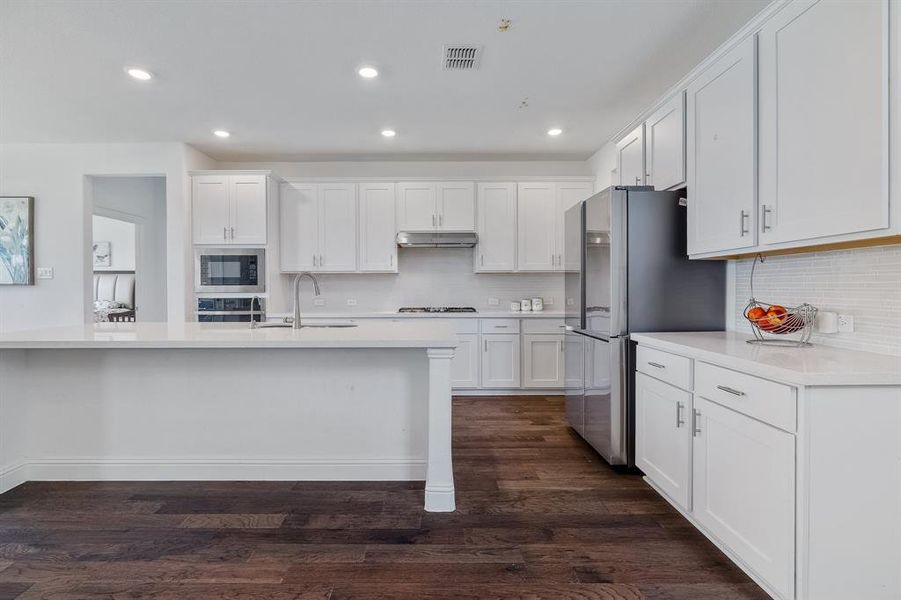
[{"x1": 732, "y1": 245, "x2": 901, "y2": 356}]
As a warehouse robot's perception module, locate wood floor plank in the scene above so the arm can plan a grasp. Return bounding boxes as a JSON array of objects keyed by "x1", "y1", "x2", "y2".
[{"x1": 0, "y1": 396, "x2": 769, "y2": 598}]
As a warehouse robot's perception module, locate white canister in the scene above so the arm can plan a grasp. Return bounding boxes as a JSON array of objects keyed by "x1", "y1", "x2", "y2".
[
  {"x1": 510, "y1": 301, "x2": 521, "y2": 312},
  {"x1": 531, "y1": 297, "x2": 544, "y2": 312},
  {"x1": 520, "y1": 299, "x2": 532, "y2": 312}
]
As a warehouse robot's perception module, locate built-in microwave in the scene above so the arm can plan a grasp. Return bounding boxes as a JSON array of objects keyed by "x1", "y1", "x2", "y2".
[{"x1": 194, "y1": 248, "x2": 265, "y2": 293}]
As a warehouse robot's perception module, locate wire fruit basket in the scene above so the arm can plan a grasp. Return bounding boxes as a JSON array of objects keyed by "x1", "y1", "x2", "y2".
[{"x1": 744, "y1": 255, "x2": 818, "y2": 347}]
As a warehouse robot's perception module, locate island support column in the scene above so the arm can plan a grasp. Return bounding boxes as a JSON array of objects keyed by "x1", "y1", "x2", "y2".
[{"x1": 424, "y1": 347, "x2": 455, "y2": 512}]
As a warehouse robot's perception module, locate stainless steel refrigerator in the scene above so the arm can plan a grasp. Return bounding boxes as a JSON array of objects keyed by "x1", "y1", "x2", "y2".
[{"x1": 564, "y1": 186, "x2": 725, "y2": 467}]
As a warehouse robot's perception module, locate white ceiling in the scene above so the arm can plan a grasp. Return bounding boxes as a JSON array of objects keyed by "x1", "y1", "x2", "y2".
[{"x1": 0, "y1": 0, "x2": 769, "y2": 162}]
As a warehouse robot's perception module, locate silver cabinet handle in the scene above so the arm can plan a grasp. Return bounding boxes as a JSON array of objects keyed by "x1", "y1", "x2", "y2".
[
  {"x1": 389, "y1": 254, "x2": 393, "y2": 267},
  {"x1": 313, "y1": 254, "x2": 317, "y2": 267},
  {"x1": 647, "y1": 361, "x2": 666, "y2": 369},
  {"x1": 484, "y1": 339, "x2": 488, "y2": 352},
  {"x1": 223, "y1": 227, "x2": 227, "y2": 240},
  {"x1": 762, "y1": 205, "x2": 772, "y2": 232},
  {"x1": 692, "y1": 409, "x2": 701, "y2": 436},
  {"x1": 676, "y1": 401, "x2": 685, "y2": 428},
  {"x1": 634, "y1": 176, "x2": 641, "y2": 185},
  {"x1": 716, "y1": 385, "x2": 746, "y2": 397},
  {"x1": 319, "y1": 254, "x2": 324, "y2": 267},
  {"x1": 438, "y1": 214, "x2": 443, "y2": 226},
  {"x1": 230, "y1": 227, "x2": 235, "y2": 239},
  {"x1": 432, "y1": 215, "x2": 436, "y2": 227},
  {"x1": 740, "y1": 210, "x2": 749, "y2": 236}
]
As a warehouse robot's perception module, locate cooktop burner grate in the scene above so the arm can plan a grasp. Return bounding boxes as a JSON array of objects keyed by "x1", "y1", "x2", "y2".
[{"x1": 398, "y1": 307, "x2": 478, "y2": 313}]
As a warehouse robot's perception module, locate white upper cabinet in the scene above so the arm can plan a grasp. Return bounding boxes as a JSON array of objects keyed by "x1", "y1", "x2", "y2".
[
  {"x1": 475, "y1": 182, "x2": 516, "y2": 272},
  {"x1": 193, "y1": 174, "x2": 267, "y2": 245},
  {"x1": 686, "y1": 36, "x2": 757, "y2": 256},
  {"x1": 436, "y1": 182, "x2": 475, "y2": 231},
  {"x1": 318, "y1": 183, "x2": 358, "y2": 272},
  {"x1": 396, "y1": 182, "x2": 437, "y2": 231},
  {"x1": 616, "y1": 124, "x2": 646, "y2": 186},
  {"x1": 358, "y1": 182, "x2": 397, "y2": 273},
  {"x1": 758, "y1": 0, "x2": 890, "y2": 245},
  {"x1": 556, "y1": 182, "x2": 593, "y2": 271},
  {"x1": 517, "y1": 182, "x2": 557, "y2": 271},
  {"x1": 645, "y1": 92, "x2": 686, "y2": 191},
  {"x1": 280, "y1": 182, "x2": 357, "y2": 273}
]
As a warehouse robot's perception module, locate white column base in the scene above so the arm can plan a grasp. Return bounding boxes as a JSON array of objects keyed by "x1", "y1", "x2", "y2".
[{"x1": 424, "y1": 484, "x2": 456, "y2": 512}]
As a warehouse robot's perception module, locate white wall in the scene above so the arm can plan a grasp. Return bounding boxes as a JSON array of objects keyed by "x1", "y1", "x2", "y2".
[
  {"x1": 91, "y1": 176, "x2": 168, "y2": 322},
  {"x1": 585, "y1": 143, "x2": 618, "y2": 191},
  {"x1": 0, "y1": 142, "x2": 213, "y2": 332},
  {"x1": 92, "y1": 215, "x2": 135, "y2": 271}
]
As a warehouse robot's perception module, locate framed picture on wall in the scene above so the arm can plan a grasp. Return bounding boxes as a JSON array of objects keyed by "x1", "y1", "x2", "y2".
[
  {"x1": 0, "y1": 196, "x2": 35, "y2": 285},
  {"x1": 93, "y1": 241, "x2": 111, "y2": 268}
]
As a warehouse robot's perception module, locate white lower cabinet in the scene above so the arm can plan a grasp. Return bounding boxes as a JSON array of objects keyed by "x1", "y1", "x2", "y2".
[
  {"x1": 480, "y1": 334, "x2": 521, "y2": 388},
  {"x1": 692, "y1": 396, "x2": 795, "y2": 600},
  {"x1": 451, "y1": 333, "x2": 480, "y2": 389},
  {"x1": 635, "y1": 372, "x2": 691, "y2": 511},
  {"x1": 522, "y1": 334, "x2": 564, "y2": 389}
]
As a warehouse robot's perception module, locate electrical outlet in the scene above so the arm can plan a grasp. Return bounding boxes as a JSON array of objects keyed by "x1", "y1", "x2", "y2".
[
  {"x1": 544, "y1": 297, "x2": 554, "y2": 305},
  {"x1": 837, "y1": 314, "x2": 854, "y2": 333},
  {"x1": 566, "y1": 298, "x2": 574, "y2": 306},
  {"x1": 37, "y1": 267, "x2": 54, "y2": 279},
  {"x1": 313, "y1": 298, "x2": 326, "y2": 307},
  {"x1": 487, "y1": 298, "x2": 499, "y2": 306},
  {"x1": 346, "y1": 298, "x2": 357, "y2": 306}
]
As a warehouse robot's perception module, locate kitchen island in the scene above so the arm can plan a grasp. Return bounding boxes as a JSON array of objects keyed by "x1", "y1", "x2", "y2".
[{"x1": 0, "y1": 321, "x2": 458, "y2": 511}]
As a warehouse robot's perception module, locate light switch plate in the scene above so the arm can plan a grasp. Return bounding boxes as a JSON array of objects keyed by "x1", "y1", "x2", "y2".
[
  {"x1": 487, "y1": 298, "x2": 499, "y2": 306},
  {"x1": 313, "y1": 298, "x2": 326, "y2": 306},
  {"x1": 566, "y1": 298, "x2": 574, "y2": 306},
  {"x1": 544, "y1": 297, "x2": 554, "y2": 305},
  {"x1": 346, "y1": 298, "x2": 357, "y2": 306},
  {"x1": 37, "y1": 267, "x2": 53, "y2": 279},
  {"x1": 837, "y1": 314, "x2": 854, "y2": 332}
]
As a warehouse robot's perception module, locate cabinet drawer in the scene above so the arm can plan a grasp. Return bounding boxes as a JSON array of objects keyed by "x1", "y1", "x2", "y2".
[
  {"x1": 432, "y1": 318, "x2": 479, "y2": 334},
  {"x1": 522, "y1": 319, "x2": 567, "y2": 334},
  {"x1": 480, "y1": 319, "x2": 520, "y2": 334},
  {"x1": 636, "y1": 345, "x2": 692, "y2": 391},
  {"x1": 695, "y1": 362, "x2": 796, "y2": 432}
]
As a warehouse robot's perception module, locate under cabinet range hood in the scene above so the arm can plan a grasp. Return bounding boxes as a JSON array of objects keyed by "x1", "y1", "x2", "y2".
[{"x1": 396, "y1": 231, "x2": 478, "y2": 248}]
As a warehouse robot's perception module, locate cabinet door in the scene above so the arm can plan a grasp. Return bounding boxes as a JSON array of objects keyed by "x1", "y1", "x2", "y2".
[
  {"x1": 522, "y1": 334, "x2": 564, "y2": 388},
  {"x1": 686, "y1": 36, "x2": 757, "y2": 255},
  {"x1": 480, "y1": 334, "x2": 521, "y2": 388},
  {"x1": 396, "y1": 182, "x2": 437, "y2": 231},
  {"x1": 517, "y1": 182, "x2": 556, "y2": 271},
  {"x1": 192, "y1": 176, "x2": 231, "y2": 245},
  {"x1": 229, "y1": 175, "x2": 268, "y2": 245},
  {"x1": 556, "y1": 182, "x2": 593, "y2": 271},
  {"x1": 635, "y1": 373, "x2": 691, "y2": 510},
  {"x1": 451, "y1": 333, "x2": 480, "y2": 389},
  {"x1": 437, "y1": 181, "x2": 475, "y2": 232},
  {"x1": 279, "y1": 183, "x2": 318, "y2": 272},
  {"x1": 692, "y1": 396, "x2": 795, "y2": 600},
  {"x1": 359, "y1": 182, "x2": 397, "y2": 272},
  {"x1": 616, "y1": 124, "x2": 645, "y2": 186},
  {"x1": 318, "y1": 183, "x2": 358, "y2": 272},
  {"x1": 758, "y1": 0, "x2": 889, "y2": 245},
  {"x1": 475, "y1": 183, "x2": 516, "y2": 272},
  {"x1": 646, "y1": 92, "x2": 686, "y2": 191}
]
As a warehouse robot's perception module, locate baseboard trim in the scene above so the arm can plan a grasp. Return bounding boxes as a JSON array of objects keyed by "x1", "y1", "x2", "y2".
[
  {"x1": 453, "y1": 389, "x2": 564, "y2": 396},
  {"x1": 0, "y1": 462, "x2": 29, "y2": 494},
  {"x1": 15, "y1": 457, "x2": 427, "y2": 484}
]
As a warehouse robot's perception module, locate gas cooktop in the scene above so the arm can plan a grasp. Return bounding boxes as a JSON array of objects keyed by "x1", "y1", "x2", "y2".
[{"x1": 398, "y1": 307, "x2": 478, "y2": 313}]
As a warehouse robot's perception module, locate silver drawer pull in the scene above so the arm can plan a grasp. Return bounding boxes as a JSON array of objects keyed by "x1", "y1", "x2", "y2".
[
  {"x1": 716, "y1": 385, "x2": 746, "y2": 397},
  {"x1": 647, "y1": 361, "x2": 666, "y2": 369},
  {"x1": 692, "y1": 409, "x2": 701, "y2": 436},
  {"x1": 493, "y1": 325, "x2": 508, "y2": 328},
  {"x1": 675, "y1": 401, "x2": 685, "y2": 428}
]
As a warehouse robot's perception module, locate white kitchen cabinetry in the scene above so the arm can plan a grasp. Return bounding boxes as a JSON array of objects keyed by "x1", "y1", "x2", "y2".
[
  {"x1": 556, "y1": 182, "x2": 594, "y2": 271},
  {"x1": 645, "y1": 92, "x2": 686, "y2": 191},
  {"x1": 451, "y1": 333, "x2": 480, "y2": 389},
  {"x1": 358, "y1": 182, "x2": 397, "y2": 272},
  {"x1": 635, "y1": 372, "x2": 691, "y2": 511},
  {"x1": 480, "y1": 334, "x2": 521, "y2": 389},
  {"x1": 522, "y1": 334, "x2": 564, "y2": 389},
  {"x1": 517, "y1": 182, "x2": 557, "y2": 271},
  {"x1": 616, "y1": 124, "x2": 645, "y2": 186},
  {"x1": 397, "y1": 181, "x2": 475, "y2": 232},
  {"x1": 686, "y1": 36, "x2": 757, "y2": 256},
  {"x1": 757, "y1": 0, "x2": 889, "y2": 245},
  {"x1": 692, "y1": 395, "x2": 795, "y2": 600},
  {"x1": 193, "y1": 174, "x2": 267, "y2": 245},
  {"x1": 475, "y1": 182, "x2": 516, "y2": 272},
  {"x1": 280, "y1": 182, "x2": 357, "y2": 273}
]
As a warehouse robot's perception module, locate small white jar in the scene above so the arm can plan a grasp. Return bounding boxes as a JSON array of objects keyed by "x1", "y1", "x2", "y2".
[
  {"x1": 520, "y1": 299, "x2": 532, "y2": 312},
  {"x1": 510, "y1": 301, "x2": 521, "y2": 312},
  {"x1": 531, "y1": 298, "x2": 544, "y2": 312}
]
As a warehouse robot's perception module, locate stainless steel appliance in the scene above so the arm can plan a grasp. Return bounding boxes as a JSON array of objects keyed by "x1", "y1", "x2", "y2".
[
  {"x1": 564, "y1": 186, "x2": 725, "y2": 467},
  {"x1": 196, "y1": 297, "x2": 265, "y2": 322},
  {"x1": 397, "y1": 307, "x2": 477, "y2": 313},
  {"x1": 396, "y1": 232, "x2": 478, "y2": 248},
  {"x1": 194, "y1": 248, "x2": 265, "y2": 293}
]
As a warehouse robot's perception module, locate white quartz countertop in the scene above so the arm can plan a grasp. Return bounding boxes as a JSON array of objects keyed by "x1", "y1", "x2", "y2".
[
  {"x1": 631, "y1": 331, "x2": 901, "y2": 386},
  {"x1": 0, "y1": 321, "x2": 459, "y2": 350},
  {"x1": 264, "y1": 310, "x2": 567, "y2": 320}
]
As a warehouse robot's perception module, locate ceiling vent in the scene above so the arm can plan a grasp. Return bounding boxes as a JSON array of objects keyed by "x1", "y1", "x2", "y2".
[{"x1": 443, "y1": 45, "x2": 482, "y2": 71}]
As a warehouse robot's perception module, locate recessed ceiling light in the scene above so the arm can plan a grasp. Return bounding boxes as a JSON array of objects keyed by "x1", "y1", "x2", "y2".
[
  {"x1": 547, "y1": 128, "x2": 563, "y2": 136},
  {"x1": 213, "y1": 130, "x2": 231, "y2": 138},
  {"x1": 381, "y1": 129, "x2": 396, "y2": 138},
  {"x1": 358, "y1": 66, "x2": 379, "y2": 79},
  {"x1": 126, "y1": 67, "x2": 153, "y2": 81}
]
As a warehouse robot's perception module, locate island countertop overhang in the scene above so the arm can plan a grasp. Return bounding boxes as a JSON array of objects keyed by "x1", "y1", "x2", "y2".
[{"x1": 0, "y1": 321, "x2": 459, "y2": 350}]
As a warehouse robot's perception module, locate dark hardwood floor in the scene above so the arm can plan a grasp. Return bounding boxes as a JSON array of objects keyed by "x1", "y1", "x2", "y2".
[{"x1": 0, "y1": 396, "x2": 768, "y2": 599}]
